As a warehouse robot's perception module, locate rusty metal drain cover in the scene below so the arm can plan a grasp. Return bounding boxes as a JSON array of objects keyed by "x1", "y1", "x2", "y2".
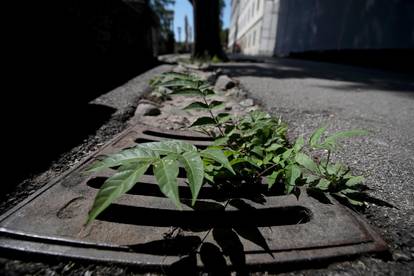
[{"x1": 0, "y1": 124, "x2": 387, "y2": 272}]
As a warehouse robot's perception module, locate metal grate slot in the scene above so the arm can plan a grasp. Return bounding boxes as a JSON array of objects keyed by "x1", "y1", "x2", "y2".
[
  {"x1": 135, "y1": 137, "x2": 209, "y2": 149},
  {"x1": 97, "y1": 204, "x2": 311, "y2": 228},
  {"x1": 0, "y1": 124, "x2": 387, "y2": 271},
  {"x1": 142, "y1": 130, "x2": 214, "y2": 141},
  {"x1": 87, "y1": 176, "x2": 292, "y2": 199}
]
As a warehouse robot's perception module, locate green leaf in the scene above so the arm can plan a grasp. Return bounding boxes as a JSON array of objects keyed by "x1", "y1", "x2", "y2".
[
  {"x1": 137, "y1": 140, "x2": 197, "y2": 155},
  {"x1": 267, "y1": 170, "x2": 282, "y2": 188},
  {"x1": 305, "y1": 175, "x2": 320, "y2": 184},
  {"x1": 326, "y1": 163, "x2": 337, "y2": 175},
  {"x1": 315, "y1": 178, "x2": 331, "y2": 190},
  {"x1": 320, "y1": 129, "x2": 368, "y2": 151},
  {"x1": 183, "y1": 102, "x2": 209, "y2": 110},
  {"x1": 266, "y1": 144, "x2": 282, "y2": 152},
  {"x1": 263, "y1": 153, "x2": 273, "y2": 164},
  {"x1": 86, "y1": 147, "x2": 158, "y2": 173},
  {"x1": 170, "y1": 88, "x2": 204, "y2": 96},
  {"x1": 87, "y1": 162, "x2": 151, "y2": 224},
  {"x1": 229, "y1": 158, "x2": 249, "y2": 166},
  {"x1": 153, "y1": 156, "x2": 181, "y2": 208},
  {"x1": 250, "y1": 156, "x2": 263, "y2": 167},
  {"x1": 282, "y1": 148, "x2": 293, "y2": 160},
  {"x1": 309, "y1": 126, "x2": 327, "y2": 148},
  {"x1": 293, "y1": 136, "x2": 304, "y2": 152},
  {"x1": 252, "y1": 146, "x2": 264, "y2": 157},
  {"x1": 212, "y1": 136, "x2": 229, "y2": 146},
  {"x1": 160, "y1": 79, "x2": 199, "y2": 89},
  {"x1": 201, "y1": 89, "x2": 215, "y2": 96},
  {"x1": 243, "y1": 157, "x2": 262, "y2": 168},
  {"x1": 216, "y1": 113, "x2": 232, "y2": 124},
  {"x1": 346, "y1": 176, "x2": 365, "y2": 186},
  {"x1": 325, "y1": 129, "x2": 368, "y2": 144},
  {"x1": 295, "y1": 153, "x2": 319, "y2": 173},
  {"x1": 340, "y1": 188, "x2": 361, "y2": 194},
  {"x1": 285, "y1": 165, "x2": 301, "y2": 194},
  {"x1": 190, "y1": 117, "x2": 216, "y2": 127},
  {"x1": 199, "y1": 83, "x2": 211, "y2": 90},
  {"x1": 200, "y1": 148, "x2": 235, "y2": 175},
  {"x1": 204, "y1": 173, "x2": 214, "y2": 183},
  {"x1": 208, "y1": 101, "x2": 225, "y2": 110},
  {"x1": 272, "y1": 155, "x2": 281, "y2": 164},
  {"x1": 149, "y1": 76, "x2": 162, "y2": 87},
  {"x1": 335, "y1": 193, "x2": 365, "y2": 206},
  {"x1": 179, "y1": 151, "x2": 204, "y2": 206}
]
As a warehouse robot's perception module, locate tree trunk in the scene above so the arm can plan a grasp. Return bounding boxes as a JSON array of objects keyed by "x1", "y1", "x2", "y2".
[{"x1": 190, "y1": 0, "x2": 228, "y2": 60}]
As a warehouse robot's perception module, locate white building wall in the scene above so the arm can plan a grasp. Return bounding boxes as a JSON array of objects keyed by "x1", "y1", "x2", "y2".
[
  {"x1": 258, "y1": 0, "x2": 279, "y2": 55},
  {"x1": 228, "y1": 0, "x2": 274, "y2": 56},
  {"x1": 230, "y1": 0, "x2": 414, "y2": 56}
]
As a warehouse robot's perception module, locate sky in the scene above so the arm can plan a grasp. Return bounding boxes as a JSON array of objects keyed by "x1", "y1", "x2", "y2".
[{"x1": 172, "y1": 0, "x2": 231, "y2": 42}]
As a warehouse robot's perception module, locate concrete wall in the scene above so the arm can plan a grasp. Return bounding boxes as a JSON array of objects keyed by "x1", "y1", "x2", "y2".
[{"x1": 275, "y1": 0, "x2": 414, "y2": 56}]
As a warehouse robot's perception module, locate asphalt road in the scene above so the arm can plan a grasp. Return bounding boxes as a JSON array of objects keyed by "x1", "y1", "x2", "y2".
[{"x1": 217, "y1": 58, "x2": 414, "y2": 275}]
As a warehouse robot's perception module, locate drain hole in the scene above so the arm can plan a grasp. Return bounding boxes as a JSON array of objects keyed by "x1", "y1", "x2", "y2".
[
  {"x1": 87, "y1": 177, "x2": 288, "y2": 199},
  {"x1": 97, "y1": 204, "x2": 311, "y2": 228},
  {"x1": 135, "y1": 138, "x2": 158, "y2": 144},
  {"x1": 135, "y1": 138, "x2": 208, "y2": 150},
  {"x1": 87, "y1": 178, "x2": 228, "y2": 199},
  {"x1": 143, "y1": 130, "x2": 213, "y2": 141}
]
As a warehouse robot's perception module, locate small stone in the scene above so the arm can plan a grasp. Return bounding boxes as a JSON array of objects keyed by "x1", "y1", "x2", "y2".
[
  {"x1": 239, "y1": 98, "x2": 254, "y2": 107},
  {"x1": 225, "y1": 103, "x2": 233, "y2": 111},
  {"x1": 197, "y1": 71, "x2": 217, "y2": 83},
  {"x1": 135, "y1": 103, "x2": 161, "y2": 116},
  {"x1": 215, "y1": 75, "x2": 236, "y2": 91},
  {"x1": 246, "y1": 106, "x2": 259, "y2": 112},
  {"x1": 393, "y1": 251, "x2": 412, "y2": 262},
  {"x1": 172, "y1": 64, "x2": 188, "y2": 73},
  {"x1": 169, "y1": 115, "x2": 190, "y2": 127},
  {"x1": 183, "y1": 63, "x2": 210, "y2": 70},
  {"x1": 224, "y1": 88, "x2": 237, "y2": 97}
]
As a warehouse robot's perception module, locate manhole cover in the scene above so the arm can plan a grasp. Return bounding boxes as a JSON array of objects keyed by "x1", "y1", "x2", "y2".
[{"x1": 0, "y1": 124, "x2": 387, "y2": 272}]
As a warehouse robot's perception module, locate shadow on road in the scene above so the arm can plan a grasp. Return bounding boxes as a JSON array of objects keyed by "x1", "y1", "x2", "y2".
[{"x1": 217, "y1": 58, "x2": 414, "y2": 95}]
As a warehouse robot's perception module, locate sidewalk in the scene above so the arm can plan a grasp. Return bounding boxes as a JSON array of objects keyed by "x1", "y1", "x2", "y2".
[
  {"x1": 1, "y1": 59, "x2": 412, "y2": 275},
  {"x1": 216, "y1": 58, "x2": 414, "y2": 274}
]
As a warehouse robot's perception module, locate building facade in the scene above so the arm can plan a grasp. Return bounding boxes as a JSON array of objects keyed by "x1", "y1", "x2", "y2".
[
  {"x1": 228, "y1": 0, "x2": 278, "y2": 56},
  {"x1": 228, "y1": 0, "x2": 414, "y2": 56}
]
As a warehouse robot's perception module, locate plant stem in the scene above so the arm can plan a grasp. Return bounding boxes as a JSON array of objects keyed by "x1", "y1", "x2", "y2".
[
  {"x1": 194, "y1": 199, "x2": 231, "y2": 252},
  {"x1": 326, "y1": 150, "x2": 331, "y2": 168},
  {"x1": 258, "y1": 163, "x2": 279, "y2": 177},
  {"x1": 202, "y1": 95, "x2": 224, "y2": 136}
]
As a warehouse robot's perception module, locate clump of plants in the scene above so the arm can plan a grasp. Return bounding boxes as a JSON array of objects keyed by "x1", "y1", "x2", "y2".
[{"x1": 86, "y1": 72, "x2": 372, "y2": 224}]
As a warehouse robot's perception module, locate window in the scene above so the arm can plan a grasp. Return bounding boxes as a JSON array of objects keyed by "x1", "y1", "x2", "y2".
[
  {"x1": 253, "y1": 31, "x2": 256, "y2": 46},
  {"x1": 257, "y1": 0, "x2": 260, "y2": 11},
  {"x1": 252, "y1": 3, "x2": 255, "y2": 17}
]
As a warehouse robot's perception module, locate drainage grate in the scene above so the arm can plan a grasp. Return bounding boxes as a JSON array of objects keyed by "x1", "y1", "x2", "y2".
[{"x1": 0, "y1": 124, "x2": 387, "y2": 272}]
